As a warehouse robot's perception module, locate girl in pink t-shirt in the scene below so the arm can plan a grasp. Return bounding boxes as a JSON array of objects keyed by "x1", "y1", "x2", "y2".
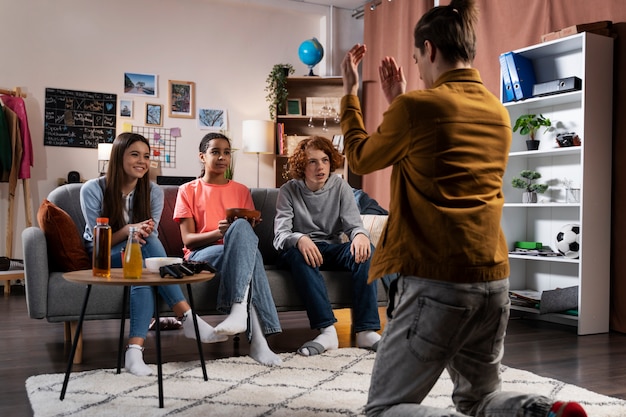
[{"x1": 174, "y1": 133, "x2": 282, "y2": 366}]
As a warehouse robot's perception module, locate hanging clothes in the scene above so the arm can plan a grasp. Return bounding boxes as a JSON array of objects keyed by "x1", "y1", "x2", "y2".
[
  {"x1": 0, "y1": 104, "x2": 13, "y2": 180},
  {"x1": 0, "y1": 95, "x2": 32, "y2": 179},
  {"x1": 0, "y1": 104, "x2": 22, "y2": 184}
]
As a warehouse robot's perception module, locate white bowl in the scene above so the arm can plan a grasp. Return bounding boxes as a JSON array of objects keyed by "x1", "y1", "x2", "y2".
[{"x1": 145, "y1": 257, "x2": 183, "y2": 273}]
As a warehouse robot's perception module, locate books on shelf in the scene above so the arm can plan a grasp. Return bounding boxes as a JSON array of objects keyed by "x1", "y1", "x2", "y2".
[
  {"x1": 541, "y1": 20, "x2": 612, "y2": 42},
  {"x1": 509, "y1": 289, "x2": 540, "y2": 308}
]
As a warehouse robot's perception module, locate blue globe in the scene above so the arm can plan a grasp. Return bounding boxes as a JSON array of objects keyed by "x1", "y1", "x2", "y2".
[{"x1": 298, "y1": 38, "x2": 324, "y2": 76}]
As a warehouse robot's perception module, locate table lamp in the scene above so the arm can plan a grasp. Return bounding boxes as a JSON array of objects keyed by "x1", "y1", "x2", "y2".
[
  {"x1": 242, "y1": 120, "x2": 275, "y2": 187},
  {"x1": 97, "y1": 143, "x2": 113, "y2": 176}
]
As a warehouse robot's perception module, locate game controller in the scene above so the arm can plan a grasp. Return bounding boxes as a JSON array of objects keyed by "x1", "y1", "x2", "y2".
[
  {"x1": 182, "y1": 260, "x2": 218, "y2": 274},
  {"x1": 159, "y1": 261, "x2": 218, "y2": 278},
  {"x1": 159, "y1": 264, "x2": 184, "y2": 279}
]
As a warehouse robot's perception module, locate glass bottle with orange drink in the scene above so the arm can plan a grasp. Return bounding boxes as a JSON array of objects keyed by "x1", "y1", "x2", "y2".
[{"x1": 123, "y1": 226, "x2": 143, "y2": 279}]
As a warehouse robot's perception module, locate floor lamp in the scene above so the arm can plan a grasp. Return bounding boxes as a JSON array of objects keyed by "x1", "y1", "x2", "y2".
[{"x1": 242, "y1": 120, "x2": 275, "y2": 188}]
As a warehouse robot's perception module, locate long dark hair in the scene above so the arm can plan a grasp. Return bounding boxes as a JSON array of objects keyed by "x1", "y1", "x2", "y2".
[
  {"x1": 198, "y1": 132, "x2": 232, "y2": 178},
  {"x1": 288, "y1": 136, "x2": 344, "y2": 180},
  {"x1": 102, "y1": 132, "x2": 152, "y2": 231},
  {"x1": 414, "y1": 0, "x2": 478, "y2": 65}
]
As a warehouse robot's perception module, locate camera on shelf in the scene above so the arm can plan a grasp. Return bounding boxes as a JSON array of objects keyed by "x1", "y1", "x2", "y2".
[{"x1": 556, "y1": 132, "x2": 581, "y2": 147}]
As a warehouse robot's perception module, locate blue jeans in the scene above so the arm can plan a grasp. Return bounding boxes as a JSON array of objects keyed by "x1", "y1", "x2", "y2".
[
  {"x1": 366, "y1": 275, "x2": 555, "y2": 417},
  {"x1": 278, "y1": 242, "x2": 380, "y2": 333},
  {"x1": 188, "y1": 219, "x2": 282, "y2": 339},
  {"x1": 109, "y1": 234, "x2": 186, "y2": 340}
]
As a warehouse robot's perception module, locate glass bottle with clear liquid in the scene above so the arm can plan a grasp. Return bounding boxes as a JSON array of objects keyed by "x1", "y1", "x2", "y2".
[
  {"x1": 92, "y1": 217, "x2": 111, "y2": 278},
  {"x1": 123, "y1": 226, "x2": 143, "y2": 279}
]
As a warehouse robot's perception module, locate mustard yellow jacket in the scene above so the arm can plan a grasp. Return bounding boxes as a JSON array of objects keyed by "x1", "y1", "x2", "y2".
[{"x1": 341, "y1": 68, "x2": 511, "y2": 284}]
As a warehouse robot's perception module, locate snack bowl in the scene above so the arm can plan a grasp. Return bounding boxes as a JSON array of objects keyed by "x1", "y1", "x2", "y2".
[
  {"x1": 225, "y1": 208, "x2": 261, "y2": 223},
  {"x1": 145, "y1": 257, "x2": 183, "y2": 273}
]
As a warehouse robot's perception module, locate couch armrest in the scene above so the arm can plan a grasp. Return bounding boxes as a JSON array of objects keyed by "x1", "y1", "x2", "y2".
[
  {"x1": 22, "y1": 227, "x2": 51, "y2": 319},
  {"x1": 360, "y1": 214, "x2": 388, "y2": 247},
  {"x1": 341, "y1": 215, "x2": 388, "y2": 248}
]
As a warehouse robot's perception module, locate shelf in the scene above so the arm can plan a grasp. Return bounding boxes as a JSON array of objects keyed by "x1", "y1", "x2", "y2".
[
  {"x1": 511, "y1": 305, "x2": 579, "y2": 321},
  {"x1": 504, "y1": 202, "x2": 580, "y2": 208},
  {"x1": 500, "y1": 32, "x2": 613, "y2": 335},
  {"x1": 277, "y1": 115, "x2": 340, "y2": 120},
  {"x1": 508, "y1": 146, "x2": 581, "y2": 158},
  {"x1": 504, "y1": 90, "x2": 581, "y2": 109},
  {"x1": 508, "y1": 253, "x2": 579, "y2": 263}
]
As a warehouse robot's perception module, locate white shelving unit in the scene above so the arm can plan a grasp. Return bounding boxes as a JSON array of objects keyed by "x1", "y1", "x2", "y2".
[{"x1": 501, "y1": 33, "x2": 614, "y2": 335}]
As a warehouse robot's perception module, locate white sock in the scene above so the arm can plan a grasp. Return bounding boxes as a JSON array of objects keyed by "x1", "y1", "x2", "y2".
[
  {"x1": 249, "y1": 307, "x2": 282, "y2": 366},
  {"x1": 182, "y1": 310, "x2": 228, "y2": 343},
  {"x1": 356, "y1": 330, "x2": 381, "y2": 349},
  {"x1": 300, "y1": 325, "x2": 339, "y2": 356},
  {"x1": 125, "y1": 344, "x2": 152, "y2": 376},
  {"x1": 215, "y1": 285, "x2": 249, "y2": 335}
]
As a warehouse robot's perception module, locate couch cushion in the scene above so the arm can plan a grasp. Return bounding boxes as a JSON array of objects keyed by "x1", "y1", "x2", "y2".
[
  {"x1": 37, "y1": 199, "x2": 91, "y2": 272},
  {"x1": 158, "y1": 185, "x2": 185, "y2": 257}
]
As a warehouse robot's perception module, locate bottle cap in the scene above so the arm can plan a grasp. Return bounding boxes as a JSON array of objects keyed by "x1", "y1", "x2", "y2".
[{"x1": 96, "y1": 217, "x2": 109, "y2": 223}]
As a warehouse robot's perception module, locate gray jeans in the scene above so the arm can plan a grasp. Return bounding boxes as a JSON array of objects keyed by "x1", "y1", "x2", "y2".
[{"x1": 366, "y1": 276, "x2": 554, "y2": 417}]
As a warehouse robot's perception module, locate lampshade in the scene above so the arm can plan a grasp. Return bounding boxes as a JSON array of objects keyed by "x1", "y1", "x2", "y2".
[
  {"x1": 97, "y1": 143, "x2": 113, "y2": 161},
  {"x1": 242, "y1": 120, "x2": 275, "y2": 154}
]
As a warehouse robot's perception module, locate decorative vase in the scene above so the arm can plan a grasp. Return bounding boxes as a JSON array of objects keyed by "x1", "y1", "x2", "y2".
[
  {"x1": 526, "y1": 140, "x2": 540, "y2": 151},
  {"x1": 522, "y1": 191, "x2": 537, "y2": 203}
]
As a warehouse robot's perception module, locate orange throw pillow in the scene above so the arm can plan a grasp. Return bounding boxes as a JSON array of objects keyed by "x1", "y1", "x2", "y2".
[{"x1": 37, "y1": 199, "x2": 92, "y2": 272}]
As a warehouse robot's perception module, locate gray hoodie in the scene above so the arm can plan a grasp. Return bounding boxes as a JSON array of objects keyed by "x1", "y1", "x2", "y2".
[{"x1": 273, "y1": 174, "x2": 368, "y2": 251}]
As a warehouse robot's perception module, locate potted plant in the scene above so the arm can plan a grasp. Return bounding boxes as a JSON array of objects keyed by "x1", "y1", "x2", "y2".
[
  {"x1": 513, "y1": 113, "x2": 552, "y2": 150},
  {"x1": 512, "y1": 170, "x2": 549, "y2": 203},
  {"x1": 265, "y1": 63, "x2": 295, "y2": 120}
]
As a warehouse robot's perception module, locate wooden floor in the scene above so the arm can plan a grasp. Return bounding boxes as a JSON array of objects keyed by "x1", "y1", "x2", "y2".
[{"x1": 3, "y1": 284, "x2": 626, "y2": 416}]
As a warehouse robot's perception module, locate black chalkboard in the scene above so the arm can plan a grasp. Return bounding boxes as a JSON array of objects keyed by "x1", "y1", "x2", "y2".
[{"x1": 44, "y1": 88, "x2": 117, "y2": 148}]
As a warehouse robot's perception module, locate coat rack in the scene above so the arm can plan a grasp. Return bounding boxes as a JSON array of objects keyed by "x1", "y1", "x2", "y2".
[{"x1": 0, "y1": 86, "x2": 31, "y2": 295}]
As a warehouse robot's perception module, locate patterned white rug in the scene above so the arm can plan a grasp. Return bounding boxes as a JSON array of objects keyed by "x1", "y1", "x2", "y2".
[{"x1": 26, "y1": 348, "x2": 626, "y2": 417}]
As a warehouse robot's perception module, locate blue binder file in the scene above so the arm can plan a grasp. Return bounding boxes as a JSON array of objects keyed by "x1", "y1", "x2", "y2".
[
  {"x1": 505, "y1": 52, "x2": 536, "y2": 100},
  {"x1": 499, "y1": 53, "x2": 515, "y2": 103}
]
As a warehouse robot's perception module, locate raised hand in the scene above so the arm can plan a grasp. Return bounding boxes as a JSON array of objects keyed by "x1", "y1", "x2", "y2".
[
  {"x1": 342, "y1": 44, "x2": 367, "y2": 96},
  {"x1": 378, "y1": 56, "x2": 406, "y2": 104}
]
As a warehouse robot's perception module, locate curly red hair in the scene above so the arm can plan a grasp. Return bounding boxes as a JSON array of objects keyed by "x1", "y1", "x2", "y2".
[{"x1": 288, "y1": 136, "x2": 344, "y2": 180}]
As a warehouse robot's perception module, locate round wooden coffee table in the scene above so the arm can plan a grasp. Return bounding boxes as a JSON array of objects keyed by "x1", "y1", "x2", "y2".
[{"x1": 60, "y1": 268, "x2": 216, "y2": 408}]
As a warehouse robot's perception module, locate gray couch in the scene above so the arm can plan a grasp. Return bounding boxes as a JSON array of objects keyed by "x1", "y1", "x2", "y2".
[{"x1": 23, "y1": 183, "x2": 388, "y2": 361}]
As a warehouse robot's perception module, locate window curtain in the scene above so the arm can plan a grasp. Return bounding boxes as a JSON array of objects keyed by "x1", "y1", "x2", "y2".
[{"x1": 360, "y1": 0, "x2": 626, "y2": 332}]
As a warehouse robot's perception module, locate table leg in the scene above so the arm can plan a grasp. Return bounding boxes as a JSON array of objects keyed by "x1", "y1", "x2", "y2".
[
  {"x1": 60, "y1": 284, "x2": 92, "y2": 401},
  {"x1": 154, "y1": 288, "x2": 164, "y2": 408},
  {"x1": 116, "y1": 286, "x2": 129, "y2": 374},
  {"x1": 187, "y1": 283, "x2": 208, "y2": 380}
]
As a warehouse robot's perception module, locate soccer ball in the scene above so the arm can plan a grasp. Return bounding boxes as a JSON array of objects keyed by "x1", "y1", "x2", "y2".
[{"x1": 555, "y1": 224, "x2": 580, "y2": 259}]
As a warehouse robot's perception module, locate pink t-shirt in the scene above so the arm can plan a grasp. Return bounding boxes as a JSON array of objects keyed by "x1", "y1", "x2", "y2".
[{"x1": 173, "y1": 178, "x2": 254, "y2": 257}]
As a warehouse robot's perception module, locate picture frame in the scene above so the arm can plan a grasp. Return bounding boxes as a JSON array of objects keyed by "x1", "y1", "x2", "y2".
[
  {"x1": 198, "y1": 108, "x2": 228, "y2": 130},
  {"x1": 119, "y1": 99, "x2": 133, "y2": 118},
  {"x1": 124, "y1": 72, "x2": 158, "y2": 97},
  {"x1": 286, "y1": 98, "x2": 302, "y2": 115},
  {"x1": 145, "y1": 103, "x2": 163, "y2": 126},
  {"x1": 168, "y1": 80, "x2": 195, "y2": 118}
]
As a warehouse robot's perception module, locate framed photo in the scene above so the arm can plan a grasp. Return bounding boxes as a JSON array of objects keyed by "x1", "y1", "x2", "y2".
[
  {"x1": 198, "y1": 108, "x2": 228, "y2": 130},
  {"x1": 168, "y1": 80, "x2": 195, "y2": 118},
  {"x1": 124, "y1": 72, "x2": 158, "y2": 97},
  {"x1": 145, "y1": 103, "x2": 163, "y2": 126},
  {"x1": 286, "y1": 98, "x2": 302, "y2": 115},
  {"x1": 119, "y1": 99, "x2": 133, "y2": 118}
]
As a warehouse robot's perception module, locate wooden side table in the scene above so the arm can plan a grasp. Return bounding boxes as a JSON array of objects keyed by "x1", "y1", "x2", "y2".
[
  {"x1": 0, "y1": 270, "x2": 24, "y2": 294},
  {"x1": 60, "y1": 268, "x2": 216, "y2": 408}
]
